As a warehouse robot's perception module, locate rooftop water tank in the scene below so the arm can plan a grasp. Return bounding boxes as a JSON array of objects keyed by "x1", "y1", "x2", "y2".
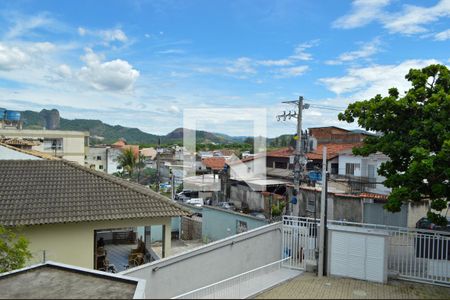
[
  {"x1": 5, "y1": 110, "x2": 21, "y2": 121},
  {"x1": 0, "y1": 108, "x2": 5, "y2": 120}
]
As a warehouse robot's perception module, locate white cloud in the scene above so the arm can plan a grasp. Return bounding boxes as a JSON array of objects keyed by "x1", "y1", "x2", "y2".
[
  {"x1": 274, "y1": 65, "x2": 309, "y2": 78},
  {"x1": 333, "y1": 0, "x2": 391, "y2": 29},
  {"x1": 326, "y1": 38, "x2": 381, "y2": 65},
  {"x1": 334, "y1": 0, "x2": 450, "y2": 36},
  {"x1": 319, "y1": 59, "x2": 441, "y2": 95},
  {"x1": 158, "y1": 49, "x2": 185, "y2": 54},
  {"x1": 226, "y1": 57, "x2": 256, "y2": 74},
  {"x1": 0, "y1": 43, "x2": 29, "y2": 70},
  {"x1": 257, "y1": 59, "x2": 292, "y2": 66},
  {"x1": 384, "y1": 0, "x2": 450, "y2": 34},
  {"x1": 78, "y1": 27, "x2": 86, "y2": 36},
  {"x1": 56, "y1": 64, "x2": 72, "y2": 78},
  {"x1": 4, "y1": 12, "x2": 59, "y2": 39},
  {"x1": 289, "y1": 40, "x2": 319, "y2": 61},
  {"x1": 435, "y1": 28, "x2": 450, "y2": 41},
  {"x1": 78, "y1": 48, "x2": 139, "y2": 92},
  {"x1": 77, "y1": 27, "x2": 128, "y2": 44}
]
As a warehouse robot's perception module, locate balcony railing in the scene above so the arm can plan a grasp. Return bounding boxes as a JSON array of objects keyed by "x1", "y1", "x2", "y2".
[{"x1": 172, "y1": 258, "x2": 295, "y2": 299}]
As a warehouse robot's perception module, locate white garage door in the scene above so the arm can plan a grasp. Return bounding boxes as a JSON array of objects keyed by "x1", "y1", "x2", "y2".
[{"x1": 330, "y1": 230, "x2": 386, "y2": 283}]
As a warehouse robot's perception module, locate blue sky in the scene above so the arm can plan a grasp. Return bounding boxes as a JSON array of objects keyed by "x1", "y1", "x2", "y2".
[{"x1": 0, "y1": 0, "x2": 449, "y2": 137}]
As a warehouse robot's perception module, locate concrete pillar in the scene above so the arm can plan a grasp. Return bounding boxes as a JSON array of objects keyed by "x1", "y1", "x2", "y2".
[{"x1": 162, "y1": 222, "x2": 171, "y2": 258}]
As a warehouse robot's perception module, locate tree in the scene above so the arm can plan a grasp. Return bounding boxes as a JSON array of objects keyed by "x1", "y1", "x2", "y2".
[
  {"x1": 116, "y1": 148, "x2": 137, "y2": 178},
  {"x1": 176, "y1": 183, "x2": 184, "y2": 194},
  {"x1": 0, "y1": 226, "x2": 32, "y2": 273},
  {"x1": 338, "y1": 64, "x2": 450, "y2": 225}
]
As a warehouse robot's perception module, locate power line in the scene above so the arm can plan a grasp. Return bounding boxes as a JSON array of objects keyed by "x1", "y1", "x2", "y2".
[{"x1": 308, "y1": 104, "x2": 347, "y2": 111}]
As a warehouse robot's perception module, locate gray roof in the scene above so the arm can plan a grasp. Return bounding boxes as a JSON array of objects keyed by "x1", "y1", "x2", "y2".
[
  {"x1": 0, "y1": 160, "x2": 189, "y2": 226},
  {"x1": 0, "y1": 262, "x2": 144, "y2": 299}
]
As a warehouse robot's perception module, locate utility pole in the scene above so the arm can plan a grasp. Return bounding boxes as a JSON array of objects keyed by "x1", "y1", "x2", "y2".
[
  {"x1": 156, "y1": 138, "x2": 161, "y2": 192},
  {"x1": 318, "y1": 146, "x2": 327, "y2": 277},
  {"x1": 277, "y1": 96, "x2": 309, "y2": 215}
]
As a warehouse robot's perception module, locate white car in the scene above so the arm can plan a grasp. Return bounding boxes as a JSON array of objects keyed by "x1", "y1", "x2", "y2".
[{"x1": 185, "y1": 198, "x2": 204, "y2": 207}]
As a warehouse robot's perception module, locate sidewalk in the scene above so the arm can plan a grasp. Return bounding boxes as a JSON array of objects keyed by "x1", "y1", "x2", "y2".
[{"x1": 254, "y1": 273, "x2": 450, "y2": 299}]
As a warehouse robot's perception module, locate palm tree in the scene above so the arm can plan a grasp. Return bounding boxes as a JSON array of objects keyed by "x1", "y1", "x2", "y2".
[{"x1": 116, "y1": 148, "x2": 137, "y2": 178}]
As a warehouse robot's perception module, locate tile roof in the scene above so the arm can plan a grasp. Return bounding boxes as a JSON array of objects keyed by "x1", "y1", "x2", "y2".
[
  {"x1": 1, "y1": 138, "x2": 40, "y2": 146},
  {"x1": 0, "y1": 160, "x2": 189, "y2": 226},
  {"x1": 202, "y1": 157, "x2": 226, "y2": 170},
  {"x1": 266, "y1": 143, "x2": 361, "y2": 161}
]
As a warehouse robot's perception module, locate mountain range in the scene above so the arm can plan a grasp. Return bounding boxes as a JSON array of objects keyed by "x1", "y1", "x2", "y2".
[{"x1": 19, "y1": 109, "x2": 256, "y2": 145}]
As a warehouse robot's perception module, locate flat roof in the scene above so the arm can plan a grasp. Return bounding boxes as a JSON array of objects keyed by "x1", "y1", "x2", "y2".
[
  {"x1": 0, "y1": 262, "x2": 144, "y2": 299},
  {"x1": 0, "y1": 128, "x2": 89, "y2": 137}
]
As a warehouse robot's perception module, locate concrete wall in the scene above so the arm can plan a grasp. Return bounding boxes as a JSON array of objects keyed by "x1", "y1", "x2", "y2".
[
  {"x1": 181, "y1": 217, "x2": 202, "y2": 240},
  {"x1": 22, "y1": 217, "x2": 172, "y2": 269},
  {"x1": 121, "y1": 223, "x2": 283, "y2": 299},
  {"x1": 201, "y1": 206, "x2": 268, "y2": 242},
  {"x1": 230, "y1": 184, "x2": 265, "y2": 211}
]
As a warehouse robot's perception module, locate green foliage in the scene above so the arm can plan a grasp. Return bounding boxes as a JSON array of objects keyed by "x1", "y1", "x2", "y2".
[
  {"x1": 338, "y1": 64, "x2": 450, "y2": 225},
  {"x1": 271, "y1": 201, "x2": 286, "y2": 217},
  {"x1": 0, "y1": 226, "x2": 32, "y2": 273},
  {"x1": 116, "y1": 148, "x2": 137, "y2": 177},
  {"x1": 176, "y1": 183, "x2": 184, "y2": 194}
]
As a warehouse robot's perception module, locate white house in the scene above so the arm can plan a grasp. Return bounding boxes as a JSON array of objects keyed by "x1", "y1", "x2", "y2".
[{"x1": 338, "y1": 149, "x2": 391, "y2": 195}]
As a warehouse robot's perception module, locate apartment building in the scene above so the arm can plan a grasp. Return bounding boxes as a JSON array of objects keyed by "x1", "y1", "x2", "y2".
[{"x1": 0, "y1": 128, "x2": 88, "y2": 165}]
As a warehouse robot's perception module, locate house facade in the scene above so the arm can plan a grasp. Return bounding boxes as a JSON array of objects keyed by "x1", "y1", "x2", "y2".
[{"x1": 0, "y1": 145, "x2": 188, "y2": 270}]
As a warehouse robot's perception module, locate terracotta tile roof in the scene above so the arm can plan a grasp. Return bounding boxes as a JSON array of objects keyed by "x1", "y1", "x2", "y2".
[
  {"x1": 333, "y1": 192, "x2": 388, "y2": 200},
  {"x1": 202, "y1": 157, "x2": 226, "y2": 170},
  {"x1": 266, "y1": 143, "x2": 361, "y2": 161},
  {"x1": 0, "y1": 160, "x2": 189, "y2": 226},
  {"x1": 1, "y1": 138, "x2": 40, "y2": 147}
]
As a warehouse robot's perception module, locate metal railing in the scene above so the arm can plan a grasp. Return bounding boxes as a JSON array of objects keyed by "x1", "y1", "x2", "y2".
[
  {"x1": 282, "y1": 216, "x2": 318, "y2": 270},
  {"x1": 283, "y1": 216, "x2": 450, "y2": 285},
  {"x1": 171, "y1": 258, "x2": 290, "y2": 299}
]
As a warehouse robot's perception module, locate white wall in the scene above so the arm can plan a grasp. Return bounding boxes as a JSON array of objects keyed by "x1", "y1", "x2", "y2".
[
  {"x1": 338, "y1": 153, "x2": 391, "y2": 195},
  {"x1": 0, "y1": 146, "x2": 42, "y2": 159},
  {"x1": 121, "y1": 223, "x2": 283, "y2": 299}
]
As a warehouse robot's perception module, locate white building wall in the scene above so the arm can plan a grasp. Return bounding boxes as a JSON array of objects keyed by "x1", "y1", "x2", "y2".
[{"x1": 338, "y1": 152, "x2": 391, "y2": 195}]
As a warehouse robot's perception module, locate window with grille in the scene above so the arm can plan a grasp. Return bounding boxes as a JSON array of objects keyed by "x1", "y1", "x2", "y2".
[{"x1": 345, "y1": 163, "x2": 360, "y2": 175}]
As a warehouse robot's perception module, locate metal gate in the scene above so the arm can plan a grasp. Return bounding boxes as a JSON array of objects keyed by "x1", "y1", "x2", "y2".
[
  {"x1": 282, "y1": 216, "x2": 450, "y2": 285},
  {"x1": 328, "y1": 220, "x2": 450, "y2": 285},
  {"x1": 282, "y1": 216, "x2": 318, "y2": 270}
]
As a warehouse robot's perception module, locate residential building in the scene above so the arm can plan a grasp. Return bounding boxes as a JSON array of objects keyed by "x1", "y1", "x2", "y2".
[
  {"x1": 85, "y1": 145, "x2": 123, "y2": 174},
  {"x1": 0, "y1": 144, "x2": 188, "y2": 270},
  {"x1": 337, "y1": 149, "x2": 391, "y2": 195},
  {"x1": 0, "y1": 128, "x2": 88, "y2": 165}
]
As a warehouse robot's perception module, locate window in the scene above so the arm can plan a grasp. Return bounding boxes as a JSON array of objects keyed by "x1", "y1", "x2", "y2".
[
  {"x1": 274, "y1": 161, "x2": 287, "y2": 169},
  {"x1": 99, "y1": 165, "x2": 103, "y2": 170},
  {"x1": 97, "y1": 156, "x2": 102, "y2": 161},
  {"x1": 43, "y1": 138, "x2": 63, "y2": 151},
  {"x1": 236, "y1": 220, "x2": 248, "y2": 234},
  {"x1": 307, "y1": 197, "x2": 316, "y2": 212},
  {"x1": 345, "y1": 163, "x2": 360, "y2": 175},
  {"x1": 331, "y1": 163, "x2": 338, "y2": 174}
]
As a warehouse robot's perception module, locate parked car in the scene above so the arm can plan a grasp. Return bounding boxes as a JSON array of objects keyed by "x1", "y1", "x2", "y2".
[
  {"x1": 185, "y1": 198, "x2": 204, "y2": 207},
  {"x1": 416, "y1": 217, "x2": 450, "y2": 231},
  {"x1": 175, "y1": 190, "x2": 199, "y2": 202},
  {"x1": 218, "y1": 202, "x2": 236, "y2": 211}
]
